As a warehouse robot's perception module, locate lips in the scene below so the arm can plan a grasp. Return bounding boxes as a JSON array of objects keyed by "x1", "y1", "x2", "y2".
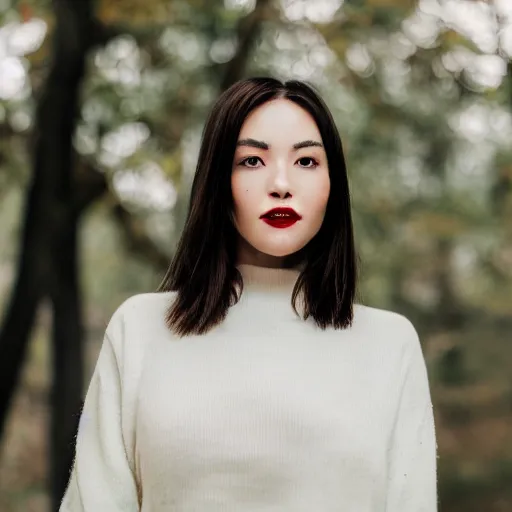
[{"x1": 260, "y1": 207, "x2": 301, "y2": 229}]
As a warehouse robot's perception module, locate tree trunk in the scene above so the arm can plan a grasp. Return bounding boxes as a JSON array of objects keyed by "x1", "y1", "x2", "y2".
[
  {"x1": 45, "y1": 0, "x2": 96, "y2": 508},
  {"x1": 49, "y1": 212, "x2": 84, "y2": 510},
  {"x1": 0, "y1": 0, "x2": 95, "y2": 509},
  {"x1": 0, "y1": 184, "x2": 49, "y2": 440}
]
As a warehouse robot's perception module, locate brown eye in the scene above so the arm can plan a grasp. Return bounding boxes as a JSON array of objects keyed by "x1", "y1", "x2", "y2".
[
  {"x1": 297, "y1": 157, "x2": 319, "y2": 168},
  {"x1": 240, "y1": 156, "x2": 263, "y2": 168}
]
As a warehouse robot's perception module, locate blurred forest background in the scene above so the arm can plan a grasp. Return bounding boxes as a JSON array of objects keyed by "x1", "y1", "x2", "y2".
[{"x1": 0, "y1": 0, "x2": 511, "y2": 510}]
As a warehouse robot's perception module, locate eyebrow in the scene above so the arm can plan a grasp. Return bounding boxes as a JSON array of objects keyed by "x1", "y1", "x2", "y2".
[{"x1": 236, "y1": 138, "x2": 323, "y2": 151}]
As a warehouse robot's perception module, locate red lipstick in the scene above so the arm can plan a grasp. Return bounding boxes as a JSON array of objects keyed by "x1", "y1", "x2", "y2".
[{"x1": 260, "y1": 207, "x2": 301, "y2": 229}]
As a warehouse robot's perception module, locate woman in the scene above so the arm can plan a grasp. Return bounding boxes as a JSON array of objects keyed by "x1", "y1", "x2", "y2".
[{"x1": 60, "y1": 77, "x2": 438, "y2": 511}]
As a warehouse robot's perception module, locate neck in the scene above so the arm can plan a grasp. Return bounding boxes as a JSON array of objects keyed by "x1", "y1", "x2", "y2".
[{"x1": 236, "y1": 263, "x2": 301, "y2": 294}]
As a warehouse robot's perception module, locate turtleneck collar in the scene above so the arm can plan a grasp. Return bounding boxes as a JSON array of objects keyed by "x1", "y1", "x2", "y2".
[{"x1": 236, "y1": 264, "x2": 301, "y2": 294}]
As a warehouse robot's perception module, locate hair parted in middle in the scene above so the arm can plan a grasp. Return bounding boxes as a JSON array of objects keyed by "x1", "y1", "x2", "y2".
[{"x1": 158, "y1": 76, "x2": 359, "y2": 337}]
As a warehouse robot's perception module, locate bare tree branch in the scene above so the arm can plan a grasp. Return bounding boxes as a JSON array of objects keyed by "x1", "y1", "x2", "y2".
[
  {"x1": 110, "y1": 200, "x2": 170, "y2": 272},
  {"x1": 74, "y1": 157, "x2": 109, "y2": 213}
]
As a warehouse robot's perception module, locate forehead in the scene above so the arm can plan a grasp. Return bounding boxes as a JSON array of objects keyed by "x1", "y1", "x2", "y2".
[{"x1": 238, "y1": 98, "x2": 321, "y2": 141}]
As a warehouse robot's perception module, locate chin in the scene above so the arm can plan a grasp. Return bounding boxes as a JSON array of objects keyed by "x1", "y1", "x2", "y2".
[{"x1": 261, "y1": 244, "x2": 305, "y2": 258}]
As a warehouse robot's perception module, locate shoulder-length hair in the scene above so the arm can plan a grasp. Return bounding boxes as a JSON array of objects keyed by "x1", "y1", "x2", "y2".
[{"x1": 158, "y1": 77, "x2": 359, "y2": 336}]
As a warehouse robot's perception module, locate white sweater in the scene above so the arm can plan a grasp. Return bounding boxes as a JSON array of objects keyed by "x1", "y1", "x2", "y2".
[{"x1": 60, "y1": 264, "x2": 438, "y2": 512}]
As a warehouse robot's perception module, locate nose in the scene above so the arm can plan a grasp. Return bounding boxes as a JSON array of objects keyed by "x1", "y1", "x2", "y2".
[{"x1": 269, "y1": 159, "x2": 292, "y2": 199}]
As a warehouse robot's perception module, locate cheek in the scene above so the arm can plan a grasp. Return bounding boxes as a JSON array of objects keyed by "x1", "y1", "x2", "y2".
[
  {"x1": 231, "y1": 175, "x2": 242, "y2": 204},
  {"x1": 231, "y1": 177, "x2": 253, "y2": 217},
  {"x1": 311, "y1": 174, "x2": 330, "y2": 214}
]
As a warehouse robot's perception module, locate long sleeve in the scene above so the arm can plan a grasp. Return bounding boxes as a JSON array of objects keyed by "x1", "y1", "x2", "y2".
[
  {"x1": 59, "y1": 325, "x2": 140, "y2": 511},
  {"x1": 385, "y1": 322, "x2": 438, "y2": 512}
]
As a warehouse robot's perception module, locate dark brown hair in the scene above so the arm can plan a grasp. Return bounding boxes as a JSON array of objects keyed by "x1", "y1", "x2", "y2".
[{"x1": 158, "y1": 77, "x2": 359, "y2": 336}]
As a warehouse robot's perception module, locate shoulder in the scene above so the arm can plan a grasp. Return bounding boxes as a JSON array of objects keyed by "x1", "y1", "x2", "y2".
[
  {"x1": 353, "y1": 303, "x2": 416, "y2": 334},
  {"x1": 352, "y1": 303, "x2": 421, "y2": 354},
  {"x1": 105, "y1": 291, "x2": 177, "y2": 341},
  {"x1": 112, "y1": 291, "x2": 176, "y2": 318},
  {"x1": 352, "y1": 304, "x2": 428, "y2": 383}
]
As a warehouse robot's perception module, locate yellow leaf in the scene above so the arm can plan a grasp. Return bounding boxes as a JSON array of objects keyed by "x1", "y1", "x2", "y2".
[{"x1": 97, "y1": 0, "x2": 170, "y2": 26}]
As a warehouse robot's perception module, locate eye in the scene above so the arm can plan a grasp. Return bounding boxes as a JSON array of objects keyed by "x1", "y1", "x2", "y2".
[
  {"x1": 239, "y1": 156, "x2": 264, "y2": 168},
  {"x1": 297, "y1": 157, "x2": 319, "y2": 168}
]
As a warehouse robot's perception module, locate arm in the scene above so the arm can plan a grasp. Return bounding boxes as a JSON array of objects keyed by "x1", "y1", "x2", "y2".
[
  {"x1": 59, "y1": 325, "x2": 140, "y2": 511},
  {"x1": 386, "y1": 321, "x2": 438, "y2": 512}
]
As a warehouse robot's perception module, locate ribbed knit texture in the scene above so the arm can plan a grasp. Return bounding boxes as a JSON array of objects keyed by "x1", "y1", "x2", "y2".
[{"x1": 60, "y1": 264, "x2": 438, "y2": 511}]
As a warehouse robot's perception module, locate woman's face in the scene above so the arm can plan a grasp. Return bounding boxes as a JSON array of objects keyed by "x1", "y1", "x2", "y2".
[{"x1": 231, "y1": 98, "x2": 330, "y2": 268}]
